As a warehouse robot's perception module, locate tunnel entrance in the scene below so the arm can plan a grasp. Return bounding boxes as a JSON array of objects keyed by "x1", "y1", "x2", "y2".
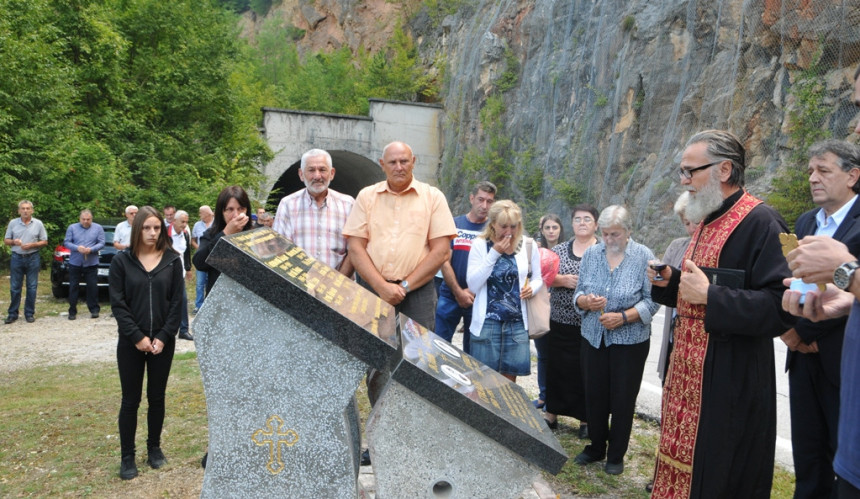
[{"x1": 265, "y1": 150, "x2": 384, "y2": 209}]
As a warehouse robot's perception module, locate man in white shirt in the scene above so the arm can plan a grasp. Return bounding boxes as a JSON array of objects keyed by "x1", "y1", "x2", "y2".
[
  {"x1": 170, "y1": 210, "x2": 193, "y2": 340},
  {"x1": 113, "y1": 205, "x2": 137, "y2": 251},
  {"x1": 273, "y1": 148, "x2": 355, "y2": 276},
  {"x1": 191, "y1": 205, "x2": 214, "y2": 313}
]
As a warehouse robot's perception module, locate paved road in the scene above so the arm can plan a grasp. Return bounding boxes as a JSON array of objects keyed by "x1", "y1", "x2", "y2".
[{"x1": 637, "y1": 308, "x2": 794, "y2": 471}]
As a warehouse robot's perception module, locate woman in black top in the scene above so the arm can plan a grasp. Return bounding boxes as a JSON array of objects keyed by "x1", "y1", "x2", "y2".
[
  {"x1": 191, "y1": 186, "x2": 253, "y2": 469},
  {"x1": 192, "y1": 185, "x2": 254, "y2": 294},
  {"x1": 109, "y1": 206, "x2": 184, "y2": 480}
]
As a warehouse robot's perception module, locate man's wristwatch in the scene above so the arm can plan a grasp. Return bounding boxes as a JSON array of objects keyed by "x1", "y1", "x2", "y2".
[
  {"x1": 833, "y1": 260, "x2": 860, "y2": 290},
  {"x1": 401, "y1": 280, "x2": 410, "y2": 293}
]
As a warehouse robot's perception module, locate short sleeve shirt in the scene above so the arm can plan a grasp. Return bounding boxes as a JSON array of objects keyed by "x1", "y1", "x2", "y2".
[
  {"x1": 485, "y1": 242, "x2": 523, "y2": 322},
  {"x1": 549, "y1": 239, "x2": 584, "y2": 325},
  {"x1": 114, "y1": 221, "x2": 132, "y2": 247},
  {"x1": 5, "y1": 217, "x2": 48, "y2": 255},
  {"x1": 272, "y1": 188, "x2": 354, "y2": 270},
  {"x1": 343, "y1": 178, "x2": 456, "y2": 281}
]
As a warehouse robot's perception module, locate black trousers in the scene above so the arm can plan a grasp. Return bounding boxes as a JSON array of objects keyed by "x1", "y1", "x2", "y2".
[
  {"x1": 68, "y1": 264, "x2": 99, "y2": 315},
  {"x1": 581, "y1": 337, "x2": 650, "y2": 463},
  {"x1": 790, "y1": 352, "x2": 840, "y2": 499},
  {"x1": 117, "y1": 338, "x2": 175, "y2": 457},
  {"x1": 839, "y1": 476, "x2": 860, "y2": 499}
]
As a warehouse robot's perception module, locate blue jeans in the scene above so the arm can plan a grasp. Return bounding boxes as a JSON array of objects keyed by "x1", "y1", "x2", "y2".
[
  {"x1": 194, "y1": 270, "x2": 207, "y2": 310},
  {"x1": 470, "y1": 318, "x2": 530, "y2": 376},
  {"x1": 68, "y1": 264, "x2": 99, "y2": 315},
  {"x1": 433, "y1": 293, "x2": 473, "y2": 354},
  {"x1": 8, "y1": 252, "x2": 40, "y2": 318}
]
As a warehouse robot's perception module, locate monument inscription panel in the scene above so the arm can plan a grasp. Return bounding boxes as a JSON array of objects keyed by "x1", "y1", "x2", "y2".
[
  {"x1": 206, "y1": 228, "x2": 399, "y2": 371},
  {"x1": 392, "y1": 318, "x2": 567, "y2": 474}
]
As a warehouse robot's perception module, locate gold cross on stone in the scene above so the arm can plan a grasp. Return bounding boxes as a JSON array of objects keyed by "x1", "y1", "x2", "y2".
[{"x1": 251, "y1": 415, "x2": 299, "y2": 474}]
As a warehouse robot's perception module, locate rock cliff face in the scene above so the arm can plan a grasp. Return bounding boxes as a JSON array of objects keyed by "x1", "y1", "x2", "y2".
[{"x1": 258, "y1": 0, "x2": 860, "y2": 249}]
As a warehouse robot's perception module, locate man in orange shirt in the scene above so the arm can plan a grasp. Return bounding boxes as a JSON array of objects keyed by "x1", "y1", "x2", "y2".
[
  {"x1": 344, "y1": 141, "x2": 456, "y2": 418},
  {"x1": 344, "y1": 141, "x2": 456, "y2": 331}
]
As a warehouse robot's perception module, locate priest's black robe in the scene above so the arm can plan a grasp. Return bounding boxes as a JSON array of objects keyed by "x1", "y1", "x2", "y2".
[{"x1": 652, "y1": 189, "x2": 795, "y2": 498}]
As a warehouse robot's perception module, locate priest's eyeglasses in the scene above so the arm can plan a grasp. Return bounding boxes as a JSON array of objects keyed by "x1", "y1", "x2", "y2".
[{"x1": 678, "y1": 161, "x2": 720, "y2": 179}]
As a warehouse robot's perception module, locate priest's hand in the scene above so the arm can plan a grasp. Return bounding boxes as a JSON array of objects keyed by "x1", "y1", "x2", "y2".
[
  {"x1": 787, "y1": 236, "x2": 853, "y2": 284},
  {"x1": 679, "y1": 260, "x2": 709, "y2": 305},
  {"x1": 781, "y1": 278, "x2": 853, "y2": 322}
]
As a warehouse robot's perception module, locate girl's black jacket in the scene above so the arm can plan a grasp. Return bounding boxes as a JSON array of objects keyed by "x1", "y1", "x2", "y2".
[{"x1": 109, "y1": 248, "x2": 184, "y2": 346}]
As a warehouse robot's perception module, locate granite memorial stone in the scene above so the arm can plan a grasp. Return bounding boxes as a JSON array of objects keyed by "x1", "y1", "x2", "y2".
[
  {"x1": 367, "y1": 317, "x2": 567, "y2": 498},
  {"x1": 194, "y1": 228, "x2": 400, "y2": 497},
  {"x1": 196, "y1": 228, "x2": 567, "y2": 498}
]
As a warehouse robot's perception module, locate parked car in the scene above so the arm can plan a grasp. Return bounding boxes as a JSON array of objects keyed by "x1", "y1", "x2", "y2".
[{"x1": 51, "y1": 225, "x2": 117, "y2": 298}]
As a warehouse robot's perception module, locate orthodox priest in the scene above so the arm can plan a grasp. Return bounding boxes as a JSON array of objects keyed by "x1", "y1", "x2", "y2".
[{"x1": 647, "y1": 129, "x2": 794, "y2": 498}]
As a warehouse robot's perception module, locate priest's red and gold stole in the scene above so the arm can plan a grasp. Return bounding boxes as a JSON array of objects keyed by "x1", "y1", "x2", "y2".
[{"x1": 651, "y1": 191, "x2": 760, "y2": 498}]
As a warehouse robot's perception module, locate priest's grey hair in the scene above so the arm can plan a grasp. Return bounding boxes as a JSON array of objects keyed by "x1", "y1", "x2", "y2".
[{"x1": 686, "y1": 129, "x2": 746, "y2": 188}]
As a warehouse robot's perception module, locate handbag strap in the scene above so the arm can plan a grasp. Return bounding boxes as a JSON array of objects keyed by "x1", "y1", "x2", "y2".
[{"x1": 525, "y1": 238, "x2": 533, "y2": 278}]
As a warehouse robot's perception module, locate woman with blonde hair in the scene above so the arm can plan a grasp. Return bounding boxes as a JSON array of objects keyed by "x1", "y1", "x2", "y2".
[{"x1": 466, "y1": 200, "x2": 543, "y2": 382}]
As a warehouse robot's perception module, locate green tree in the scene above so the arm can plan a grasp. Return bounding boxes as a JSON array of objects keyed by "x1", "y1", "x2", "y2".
[
  {"x1": 366, "y1": 21, "x2": 436, "y2": 102},
  {"x1": 0, "y1": 0, "x2": 270, "y2": 261}
]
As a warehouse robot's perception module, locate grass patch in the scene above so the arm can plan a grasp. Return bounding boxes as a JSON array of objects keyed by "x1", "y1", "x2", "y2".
[
  {"x1": 544, "y1": 416, "x2": 657, "y2": 497},
  {"x1": 0, "y1": 357, "x2": 208, "y2": 496},
  {"x1": 0, "y1": 272, "x2": 796, "y2": 496}
]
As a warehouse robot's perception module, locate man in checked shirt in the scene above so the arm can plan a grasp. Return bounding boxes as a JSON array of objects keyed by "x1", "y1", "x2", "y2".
[{"x1": 273, "y1": 148, "x2": 355, "y2": 277}]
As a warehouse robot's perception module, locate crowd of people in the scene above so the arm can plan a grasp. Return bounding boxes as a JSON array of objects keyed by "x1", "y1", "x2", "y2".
[{"x1": 4, "y1": 66, "x2": 860, "y2": 497}]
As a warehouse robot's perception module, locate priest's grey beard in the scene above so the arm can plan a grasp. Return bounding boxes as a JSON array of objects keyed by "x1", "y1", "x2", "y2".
[{"x1": 685, "y1": 172, "x2": 724, "y2": 224}]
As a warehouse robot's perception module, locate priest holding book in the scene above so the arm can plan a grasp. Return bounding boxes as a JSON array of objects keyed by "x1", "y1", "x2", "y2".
[{"x1": 647, "y1": 130, "x2": 795, "y2": 499}]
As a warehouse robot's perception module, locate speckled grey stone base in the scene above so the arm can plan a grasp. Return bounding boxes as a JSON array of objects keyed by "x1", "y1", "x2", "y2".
[
  {"x1": 195, "y1": 276, "x2": 366, "y2": 498},
  {"x1": 367, "y1": 382, "x2": 539, "y2": 499}
]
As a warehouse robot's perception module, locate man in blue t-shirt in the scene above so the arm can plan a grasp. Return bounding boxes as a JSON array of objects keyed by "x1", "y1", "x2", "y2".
[{"x1": 434, "y1": 181, "x2": 496, "y2": 353}]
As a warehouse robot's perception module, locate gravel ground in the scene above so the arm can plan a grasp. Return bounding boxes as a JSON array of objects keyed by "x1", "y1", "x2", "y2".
[{"x1": 0, "y1": 312, "x2": 197, "y2": 373}]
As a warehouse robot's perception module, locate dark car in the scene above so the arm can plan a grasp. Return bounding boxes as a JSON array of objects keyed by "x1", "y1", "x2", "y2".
[{"x1": 50, "y1": 225, "x2": 117, "y2": 298}]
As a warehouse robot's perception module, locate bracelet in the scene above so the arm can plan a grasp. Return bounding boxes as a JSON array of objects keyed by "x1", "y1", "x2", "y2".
[{"x1": 621, "y1": 311, "x2": 628, "y2": 324}]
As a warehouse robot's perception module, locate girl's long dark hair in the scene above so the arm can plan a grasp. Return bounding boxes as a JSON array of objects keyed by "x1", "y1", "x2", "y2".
[{"x1": 130, "y1": 206, "x2": 171, "y2": 256}]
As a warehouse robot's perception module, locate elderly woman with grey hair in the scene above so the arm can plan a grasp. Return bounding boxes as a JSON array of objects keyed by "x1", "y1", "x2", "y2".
[
  {"x1": 655, "y1": 192, "x2": 698, "y2": 383},
  {"x1": 571, "y1": 205, "x2": 659, "y2": 475}
]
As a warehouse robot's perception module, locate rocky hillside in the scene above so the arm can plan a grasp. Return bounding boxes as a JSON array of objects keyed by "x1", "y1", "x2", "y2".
[{"x1": 250, "y1": 0, "x2": 860, "y2": 250}]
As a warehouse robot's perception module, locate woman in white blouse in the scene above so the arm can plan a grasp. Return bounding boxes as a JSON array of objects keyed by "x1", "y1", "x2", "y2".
[{"x1": 466, "y1": 200, "x2": 543, "y2": 382}]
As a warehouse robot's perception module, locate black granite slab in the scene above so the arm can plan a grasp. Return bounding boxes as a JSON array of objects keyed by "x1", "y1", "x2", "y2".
[
  {"x1": 390, "y1": 317, "x2": 568, "y2": 474},
  {"x1": 206, "y1": 228, "x2": 399, "y2": 372}
]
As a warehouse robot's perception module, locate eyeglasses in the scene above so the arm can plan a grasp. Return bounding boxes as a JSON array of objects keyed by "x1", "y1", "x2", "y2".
[
  {"x1": 678, "y1": 161, "x2": 721, "y2": 179},
  {"x1": 573, "y1": 217, "x2": 594, "y2": 224}
]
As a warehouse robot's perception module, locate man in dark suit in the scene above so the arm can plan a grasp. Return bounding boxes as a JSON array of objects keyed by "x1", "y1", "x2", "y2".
[{"x1": 781, "y1": 139, "x2": 860, "y2": 498}]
